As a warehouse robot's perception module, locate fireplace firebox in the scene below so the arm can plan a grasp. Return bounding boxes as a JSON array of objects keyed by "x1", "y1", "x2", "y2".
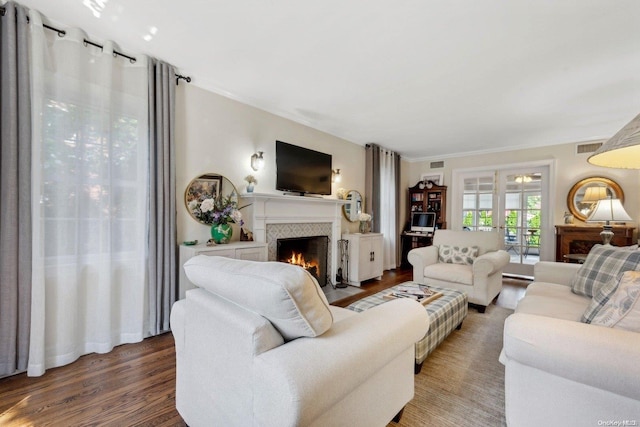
[{"x1": 277, "y1": 236, "x2": 329, "y2": 287}]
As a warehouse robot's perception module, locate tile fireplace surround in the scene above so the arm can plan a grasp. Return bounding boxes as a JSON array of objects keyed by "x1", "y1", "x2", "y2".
[{"x1": 240, "y1": 193, "x2": 348, "y2": 286}]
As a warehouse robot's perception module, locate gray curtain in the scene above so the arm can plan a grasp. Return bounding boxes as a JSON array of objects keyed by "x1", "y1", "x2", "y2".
[
  {"x1": 0, "y1": 2, "x2": 32, "y2": 376},
  {"x1": 148, "y1": 59, "x2": 177, "y2": 335},
  {"x1": 365, "y1": 144, "x2": 381, "y2": 232},
  {"x1": 393, "y1": 151, "x2": 401, "y2": 265},
  {"x1": 365, "y1": 143, "x2": 402, "y2": 265}
]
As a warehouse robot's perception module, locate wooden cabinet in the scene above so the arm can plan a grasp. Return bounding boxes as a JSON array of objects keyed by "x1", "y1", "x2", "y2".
[
  {"x1": 408, "y1": 181, "x2": 447, "y2": 230},
  {"x1": 342, "y1": 233, "x2": 384, "y2": 286},
  {"x1": 400, "y1": 233, "x2": 433, "y2": 268},
  {"x1": 179, "y1": 241, "x2": 268, "y2": 299},
  {"x1": 555, "y1": 225, "x2": 636, "y2": 262}
]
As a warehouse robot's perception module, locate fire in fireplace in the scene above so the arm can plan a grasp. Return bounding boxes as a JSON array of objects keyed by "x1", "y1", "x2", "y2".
[{"x1": 277, "y1": 236, "x2": 329, "y2": 287}]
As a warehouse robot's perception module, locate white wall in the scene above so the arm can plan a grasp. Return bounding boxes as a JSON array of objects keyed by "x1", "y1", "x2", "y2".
[
  {"x1": 175, "y1": 84, "x2": 366, "y2": 243},
  {"x1": 406, "y1": 142, "x2": 640, "y2": 233},
  {"x1": 175, "y1": 83, "x2": 640, "y2": 251}
]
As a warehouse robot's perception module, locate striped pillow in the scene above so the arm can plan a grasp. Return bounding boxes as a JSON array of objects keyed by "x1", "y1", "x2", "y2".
[{"x1": 570, "y1": 244, "x2": 640, "y2": 298}]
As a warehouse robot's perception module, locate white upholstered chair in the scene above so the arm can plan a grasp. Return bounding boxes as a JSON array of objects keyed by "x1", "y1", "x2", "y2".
[
  {"x1": 408, "y1": 230, "x2": 510, "y2": 312},
  {"x1": 170, "y1": 255, "x2": 430, "y2": 427}
]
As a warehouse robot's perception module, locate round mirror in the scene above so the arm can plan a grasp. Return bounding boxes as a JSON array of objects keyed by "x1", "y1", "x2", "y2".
[
  {"x1": 567, "y1": 177, "x2": 624, "y2": 222},
  {"x1": 185, "y1": 173, "x2": 238, "y2": 225},
  {"x1": 342, "y1": 190, "x2": 363, "y2": 222}
]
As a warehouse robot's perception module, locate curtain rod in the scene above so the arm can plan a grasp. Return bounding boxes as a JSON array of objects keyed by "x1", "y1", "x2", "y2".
[{"x1": 1, "y1": 5, "x2": 192, "y2": 85}]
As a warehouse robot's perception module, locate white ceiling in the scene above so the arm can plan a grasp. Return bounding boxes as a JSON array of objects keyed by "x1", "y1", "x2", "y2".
[{"x1": 17, "y1": 0, "x2": 640, "y2": 161}]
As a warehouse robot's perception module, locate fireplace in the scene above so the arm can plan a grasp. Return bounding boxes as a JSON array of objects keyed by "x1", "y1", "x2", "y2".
[
  {"x1": 277, "y1": 236, "x2": 329, "y2": 287},
  {"x1": 240, "y1": 193, "x2": 348, "y2": 286}
]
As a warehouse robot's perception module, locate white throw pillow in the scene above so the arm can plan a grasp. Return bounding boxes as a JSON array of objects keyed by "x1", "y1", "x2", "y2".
[
  {"x1": 589, "y1": 270, "x2": 640, "y2": 332},
  {"x1": 438, "y1": 245, "x2": 479, "y2": 265},
  {"x1": 184, "y1": 255, "x2": 333, "y2": 341}
]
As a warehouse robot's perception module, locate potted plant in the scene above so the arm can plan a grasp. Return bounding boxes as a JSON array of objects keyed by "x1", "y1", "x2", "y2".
[{"x1": 244, "y1": 175, "x2": 257, "y2": 193}]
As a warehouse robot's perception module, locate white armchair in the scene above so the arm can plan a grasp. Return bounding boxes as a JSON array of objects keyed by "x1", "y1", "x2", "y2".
[
  {"x1": 171, "y1": 255, "x2": 430, "y2": 427},
  {"x1": 408, "y1": 230, "x2": 509, "y2": 312}
]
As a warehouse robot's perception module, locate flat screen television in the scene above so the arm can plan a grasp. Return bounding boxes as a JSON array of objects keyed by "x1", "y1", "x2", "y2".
[
  {"x1": 276, "y1": 140, "x2": 332, "y2": 195},
  {"x1": 411, "y1": 212, "x2": 436, "y2": 233}
]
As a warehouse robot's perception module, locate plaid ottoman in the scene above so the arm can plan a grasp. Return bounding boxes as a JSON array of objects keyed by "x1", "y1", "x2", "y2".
[{"x1": 346, "y1": 281, "x2": 468, "y2": 373}]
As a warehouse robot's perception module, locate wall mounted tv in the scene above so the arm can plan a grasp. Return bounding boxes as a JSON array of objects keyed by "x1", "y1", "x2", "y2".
[{"x1": 276, "y1": 140, "x2": 332, "y2": 195}]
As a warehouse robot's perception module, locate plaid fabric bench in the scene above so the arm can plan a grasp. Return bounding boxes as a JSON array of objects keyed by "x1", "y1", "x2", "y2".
[{"x1": 346, "y1": 281, "x2": 468, "y2": 373}]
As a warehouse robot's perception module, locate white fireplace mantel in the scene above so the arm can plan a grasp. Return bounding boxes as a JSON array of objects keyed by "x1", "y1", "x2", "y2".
[{"x1": 240, "y1": 193, "x2": 348, "y2": 285}]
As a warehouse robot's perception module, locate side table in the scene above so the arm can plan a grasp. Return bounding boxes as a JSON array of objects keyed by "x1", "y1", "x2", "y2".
[{"x1": 563, "y1": 253, "x2": 588, "y2": 264}]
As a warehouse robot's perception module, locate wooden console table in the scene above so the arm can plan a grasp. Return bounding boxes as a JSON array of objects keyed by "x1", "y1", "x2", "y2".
[{"x1": 555, "y1": 225, "x2": 636, "y2": 262}]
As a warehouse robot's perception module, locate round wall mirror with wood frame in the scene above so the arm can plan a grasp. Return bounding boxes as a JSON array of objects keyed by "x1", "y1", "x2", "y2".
[
  {"x1": 342, "y1": 190, "x2": 363, "y2": 222},
  {"x1": 185, "y1": 173, "x2": 238, "y2": 225},
  {"x1": 567, "y1": 177, "x2": 624, "y2": 222}
]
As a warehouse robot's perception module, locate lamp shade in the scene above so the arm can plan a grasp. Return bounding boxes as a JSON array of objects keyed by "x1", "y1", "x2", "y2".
[
  {"x1": 587, "y1": 198, "x2": 632, "y2": 223},
  {"x1": 582, "y1": 186, "x2": 608, "y2": 203},
  {"x1": 588, "y1": 113, "x2": 640, "y2": 169}
]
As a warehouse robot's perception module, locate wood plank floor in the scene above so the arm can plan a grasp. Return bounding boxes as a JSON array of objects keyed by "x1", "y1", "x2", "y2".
[{"x1": 0, "y1": 268, "x2": 529, "y2": 426}]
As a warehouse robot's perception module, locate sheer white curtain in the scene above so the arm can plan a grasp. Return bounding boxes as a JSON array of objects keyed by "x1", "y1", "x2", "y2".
[
  {"x1": 379, "y1": 148, "x2": 397, "y2": 270},
  {"x1": 28, "y1": 11, "x2": 149, "y2": 376}
]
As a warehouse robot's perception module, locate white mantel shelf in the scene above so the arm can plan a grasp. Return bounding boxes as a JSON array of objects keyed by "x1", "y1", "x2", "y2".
[
  {"x1": 239, "y1": 192, "x2": 348, "y2": 285},
  {"x1": 240, "y1": 192, "x2": 349, "y2": 205}
]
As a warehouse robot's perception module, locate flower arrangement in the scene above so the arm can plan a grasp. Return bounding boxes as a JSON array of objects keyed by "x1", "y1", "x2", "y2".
[
  {"x1": 358, "y1": 212, "x2": 372, "y2": 222},
  {"x1": 244, "y1": 175, "x2": 257, "y2": 184},
  {"x1": 358, "y1": 212, "x2": 371, "y2": 233},
  {"x1": 358, "y1": 212, "x2": 372, "y2": 233},
  {"x1": 189, "y1": 194, "x2": 244, "y2": 226}
]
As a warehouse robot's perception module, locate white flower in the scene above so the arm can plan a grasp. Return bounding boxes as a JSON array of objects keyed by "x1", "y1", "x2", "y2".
[
  {"x1": 200, "y1": 198, "x2": 215, "y2": 213},
  {"x1": 188, "y1": 199, "x2": 199, "y2": 210},
  {"x1": 231, "y1": 210, "x2": 243, "y2": 223},
  {"x1": 358, "y1": 212, "x2": 372, "y2": 221}
]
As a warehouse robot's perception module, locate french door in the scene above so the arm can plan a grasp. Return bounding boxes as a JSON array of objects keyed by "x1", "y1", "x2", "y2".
[{"x1": 453, "y1": 162, "x2": 553, "y2": 277}]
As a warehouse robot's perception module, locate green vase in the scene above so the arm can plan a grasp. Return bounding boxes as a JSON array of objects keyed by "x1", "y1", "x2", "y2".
[{"x1": 211, "y1": 223, "x2": 233, "y2": 244}]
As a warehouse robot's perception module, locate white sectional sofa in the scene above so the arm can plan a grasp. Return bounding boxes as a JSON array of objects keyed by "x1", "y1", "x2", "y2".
[{"x1": 501, "y1": 258, "x2": 640, "y2": 426}]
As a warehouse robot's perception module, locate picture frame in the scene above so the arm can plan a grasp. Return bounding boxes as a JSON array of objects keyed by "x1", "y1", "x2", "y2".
[
  {"x1": 420, "y1": 172, "x2": 444, "y2": 186},
  {"x1": 185, "y1": 174, "x2": 222, "y2": 203}
]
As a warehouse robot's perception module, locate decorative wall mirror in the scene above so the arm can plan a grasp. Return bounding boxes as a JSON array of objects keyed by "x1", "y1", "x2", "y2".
[
  {"x1": 567, "y1": 177, "x2": 624, "y2": 222},
  {"x1": 342, "y1": 190, "x2": 363, "y2": 222},
  {"x1": 185, "y1": 173, "x2": 238, "y2": 225}
]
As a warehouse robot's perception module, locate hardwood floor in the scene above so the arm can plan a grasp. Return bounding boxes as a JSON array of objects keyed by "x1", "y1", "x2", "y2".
[
  {"x1": 0, "y1": 333, "x2": 184, "y2": 426},
  {"x1": 0, "y1": 267, "x2": 530, "y2": 426}
]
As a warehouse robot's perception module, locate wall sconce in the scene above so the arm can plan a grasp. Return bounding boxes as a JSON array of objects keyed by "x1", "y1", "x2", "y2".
[
  {"x1": 251, "y1": 151, "x2": 264, "y2": 171},
  {"x1": 332, "y1": 169, "x2": 342, "y2": 183}
]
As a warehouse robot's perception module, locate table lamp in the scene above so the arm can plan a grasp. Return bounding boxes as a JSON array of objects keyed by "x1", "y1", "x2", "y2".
[
  {"x1": 588, "y1": 113, "x2": 640, "y2": 169},
  {"x1": 587, "y1": 198, "x2": 632, "y2": 245},
  {"x1": 581, "y1": 186, "x2": 607, "y2": 203}
]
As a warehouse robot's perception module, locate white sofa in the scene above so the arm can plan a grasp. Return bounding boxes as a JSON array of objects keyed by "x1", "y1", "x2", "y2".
[
  {"x1": 170, "y1": 255, "x2": 430, "y2": 427},
  {"x1": 408, "y1": 230, "x2": 510, "y2": 312},
  {"x1": 501, "y1": 260, "x2": 640, "y2": 426}
]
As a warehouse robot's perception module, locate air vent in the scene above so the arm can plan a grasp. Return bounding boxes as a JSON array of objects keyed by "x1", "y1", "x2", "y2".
[
  {"x1": 576, "y1": 142, "x2": 603, "y2": 154},
  {"x1": 430, "y1": 161, "x2": 444, "y2": 169}
]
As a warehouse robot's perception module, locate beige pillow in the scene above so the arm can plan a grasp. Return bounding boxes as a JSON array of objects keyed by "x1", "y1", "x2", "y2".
[{"x1": 184, "y1": 255, "x2": 333, "y2": 341}]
